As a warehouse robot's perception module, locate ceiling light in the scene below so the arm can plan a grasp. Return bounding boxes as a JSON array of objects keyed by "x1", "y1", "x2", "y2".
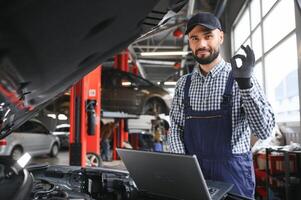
[
  {"x1": 164, "y1": 81, "x2": 177, "y2": 86},
  {"x1": 47, "y1": 114, "x2": 56, "y2": 119},
  {"x1": 58, "y1": 114, "x2": 68, "y2": 120},
  {"x1": 121, "y1": 81, "x2": 131, "y2": 86},
  {"x1": 140, "y1": 51, "x2": 190, "y2": 56},
  {"x1": 139, "y1": 59, "x2": 176, "y2": 65}
]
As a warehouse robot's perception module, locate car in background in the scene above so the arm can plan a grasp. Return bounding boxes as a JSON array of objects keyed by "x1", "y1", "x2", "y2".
[
  {"x1": 52, "y1": 124, "x2": 70, "y2": 149},
  {"x1": 102, "y1": 68, "x2": 172, "y2": 115},
  {"x1": 0, "y1": 119, "x2": 60, "y2": 160}
]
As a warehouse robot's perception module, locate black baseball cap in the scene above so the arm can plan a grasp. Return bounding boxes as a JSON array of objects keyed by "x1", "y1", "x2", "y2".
[{"x1": 185, "y1": 12, "x2": 222, "y2": 34}]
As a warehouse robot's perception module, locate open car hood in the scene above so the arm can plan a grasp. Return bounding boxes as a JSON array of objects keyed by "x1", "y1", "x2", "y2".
[{"x1": 0, "y1": 0, "x2": 187, "y2": 139}]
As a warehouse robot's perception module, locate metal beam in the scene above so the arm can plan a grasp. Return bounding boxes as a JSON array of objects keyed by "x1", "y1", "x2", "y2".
[
  {"x1": 128, "y1": 45, "x2": 147, "y2": 79},
  {"x1": 180, "y1": 0, "x2": 195, "y2": 72},
  {"x1": 151, "y1": 30, "x2": 174, "y2": 52},
  {"x1": 134, "y1": 21, "x2": 186, "y2": 43}
]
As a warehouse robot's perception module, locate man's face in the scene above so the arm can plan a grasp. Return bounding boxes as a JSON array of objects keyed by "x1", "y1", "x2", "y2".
[{"x1": 188, "y1": 25, "x2": 224, "y2": 65}]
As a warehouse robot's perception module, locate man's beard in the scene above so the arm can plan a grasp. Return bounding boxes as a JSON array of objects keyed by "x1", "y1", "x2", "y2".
[{"x1": 192, "y1": 48, "x2": 219, "y2": 65}]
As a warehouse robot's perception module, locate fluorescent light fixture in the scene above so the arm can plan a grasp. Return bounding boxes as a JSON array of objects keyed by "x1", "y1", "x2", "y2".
[
  {"x1": 121, "y1": 81, "x2": 131, "y2": 86},
  {"x1": 58, "y1": 114, "x2": 68, "y2": 120},
  {"x1": 164, "y1": 81, "x2": 177, "y2": 86},
  {"x1": 47, "y1": 114, "x2": 56, "y2": 119},
  {"x1": 139, "y1": 59, "x2": 176, "y2": 65},
  {"x1": 140, "y1": 51, "x2": 190, "y2": 56}
]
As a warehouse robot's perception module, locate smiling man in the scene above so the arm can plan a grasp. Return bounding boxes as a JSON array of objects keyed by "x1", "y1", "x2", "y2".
[{"x1": 168, "y1": 12, "x2": 275, "y2": 198}]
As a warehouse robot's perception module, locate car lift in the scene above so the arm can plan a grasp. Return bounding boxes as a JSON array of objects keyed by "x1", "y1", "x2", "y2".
[
  {"x1": 69, "y1": 66, "x2": 101, "y2": 167},
  {"x1": 112, "y1": 50, "x2": 129, "y2": 160},
  {"x1": 111, "y1": 50, "x2": 140, "y2": 160},
  {"x1": 101, "y1": 111, "x2": 138, "y2": 160},
  {"x1": 69, "y1": 50, "x2": 141, "y2": 165}
]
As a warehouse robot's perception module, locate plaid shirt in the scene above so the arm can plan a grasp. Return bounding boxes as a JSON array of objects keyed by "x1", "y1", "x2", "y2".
[{"x1": 168, "y1": 59, "x2": 275, "y2": 154}]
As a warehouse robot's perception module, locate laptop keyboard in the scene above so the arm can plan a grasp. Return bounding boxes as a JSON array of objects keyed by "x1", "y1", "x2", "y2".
[{"x1": 208, "y1": 187, "x2": 219, "y2": 196}]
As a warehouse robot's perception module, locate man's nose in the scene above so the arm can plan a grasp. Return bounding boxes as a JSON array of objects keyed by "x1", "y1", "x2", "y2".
[{"x1": 197, "y1": 39, "x2": 207, "y2": 48}]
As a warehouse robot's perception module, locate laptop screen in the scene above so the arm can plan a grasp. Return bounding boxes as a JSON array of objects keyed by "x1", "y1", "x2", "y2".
[{"x1": 116, "y1": 148, "x2": 212, "y2": 200}]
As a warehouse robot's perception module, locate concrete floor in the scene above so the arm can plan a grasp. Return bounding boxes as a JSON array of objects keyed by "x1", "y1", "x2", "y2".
[
  {"x1": 30, "y1": 149, "x2": 126, "y2": 170},
  {"x1": 30, "y1": 150, "x2": 69, "y2": 165}
]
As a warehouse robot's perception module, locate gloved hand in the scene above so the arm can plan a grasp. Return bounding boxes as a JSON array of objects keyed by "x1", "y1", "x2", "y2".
[{"x1": 230, "y1": 45, "x2": 255, "y2": 89}]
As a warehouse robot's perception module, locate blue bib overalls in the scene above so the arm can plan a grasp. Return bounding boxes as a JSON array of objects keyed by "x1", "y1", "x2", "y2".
[{"x1": 183, "y1": 72, "x2": 255, "y2": 198}]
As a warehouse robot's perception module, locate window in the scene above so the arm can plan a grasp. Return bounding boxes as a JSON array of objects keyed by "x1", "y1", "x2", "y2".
[
  {"x1": 16, "y1": 120, "x2": 49, "y2": 133},
  {"x1": 263, "y1": 0, "x2": 296, "y2": 52},
  {"x1": 102, "y1": 70, "x2": 115, "y2": 88},
  {"x1": 56, "y1": 127, "x2": 69, "y2": 132},
  {"x1": 235, "y1": 39, "x2": 251, "y2": 55},
  {"x1": 128, "y1": 73, "x2": 152, "y2": 87},
  {"x1": 265, "y1": 33, "x2": 299, "y2": 122},
  {"x1": 32, "y1": 123, "x2": 49, "y2": 134},
  {"x1": 232, "y1": 0, "x2": 299, "y2": 123},
  {"x1": 251, "y1": 26, "x2": 262, "y2": 61},
  {"x1": 250, "y1": 0, "x2": 261, "y2": 30},
  {"x1": 262, "y1": 0, "x2": 277, "y2": 16},
  {"x1": 254, "y1": 62, "x2": 264, "y2": 88},
  {"x1": 233, "y1": 9, "x2": 250, "y2": 51},
  {"x1": 104, "y1": 70, "x2": 134, "y2": 87}
]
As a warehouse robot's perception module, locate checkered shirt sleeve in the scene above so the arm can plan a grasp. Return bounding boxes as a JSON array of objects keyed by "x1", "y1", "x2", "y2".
[{"x1": 168, "y1": 75, "x2": 188, "y2": 154}]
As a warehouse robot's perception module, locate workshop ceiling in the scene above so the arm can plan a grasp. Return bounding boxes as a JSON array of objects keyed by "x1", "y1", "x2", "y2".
[
  {"x1": 45, "y1": 0, "x2": 228, "y2": 117},
  {"x1": 102, "y1": 0, "x2": 222, "y2": 84}
]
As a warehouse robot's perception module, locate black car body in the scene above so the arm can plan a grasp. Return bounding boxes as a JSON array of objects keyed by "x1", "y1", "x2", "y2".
[
  {"x1": 0, "y1": 0, "x2": 187, "y2": 199},
  {"x1": 102, "y1": 68, "x2": 172, "y2": 115},
  {"x1": 0, "y1": 0, "x2": 186, "y2": 139}
]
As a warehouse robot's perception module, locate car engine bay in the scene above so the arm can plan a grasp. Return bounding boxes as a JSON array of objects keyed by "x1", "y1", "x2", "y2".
[{"x1": 0, "y1": 157, "x2": 149, "y2": 200}]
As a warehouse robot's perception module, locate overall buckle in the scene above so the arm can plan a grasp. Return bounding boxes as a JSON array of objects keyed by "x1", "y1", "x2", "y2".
[{"x1": 222, "y1": 94, "x2": 232, "y2": 105}]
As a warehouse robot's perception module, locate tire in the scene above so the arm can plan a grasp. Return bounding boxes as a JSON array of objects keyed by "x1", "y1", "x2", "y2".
[
  {"x1": 11, "y1": 146, "x2": 23, "y2": 161},
  {"x1": 49, "y1": 143, "x2": 59, "y2": 157},
  {"x1": 86, "y1": 153, "x2": 103, "y2": 167},
  {"x1": 142, "y1": 99, "x2": 165, "y2": 115}
]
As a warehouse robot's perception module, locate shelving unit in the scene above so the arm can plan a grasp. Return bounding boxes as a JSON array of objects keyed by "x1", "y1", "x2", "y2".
[{"x1": 265, "y1": 148, "x2": 301, "y2": 200}]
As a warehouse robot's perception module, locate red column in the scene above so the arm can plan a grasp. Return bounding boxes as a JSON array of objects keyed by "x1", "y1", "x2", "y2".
[
  {"x1": 84, "y1": 67, "x2": 101, "y2": 156},
  {"x1": 69, "y1": 66, "x2": 101, "y2": 167},
  {"x1": 114, "y1": 50, "x2": 129, "y2": 71},
  {"x1": 111, "y1": 50, "x2": 130, "y2": 160}
]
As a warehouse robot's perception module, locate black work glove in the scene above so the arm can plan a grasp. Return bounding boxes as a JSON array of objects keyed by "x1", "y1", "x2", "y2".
[{"x1": 230, "y1": 45, "x2": 255, "y2": 89}]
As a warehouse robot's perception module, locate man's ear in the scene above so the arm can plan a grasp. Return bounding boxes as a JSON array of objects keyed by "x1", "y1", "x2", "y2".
[{"x1": 219, "y1": 31, "x2": 224, "y2": 44}]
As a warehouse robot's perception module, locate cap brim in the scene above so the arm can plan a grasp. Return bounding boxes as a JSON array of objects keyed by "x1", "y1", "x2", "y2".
[{"x1": 185, "y1": 23, "x2": 217, "y2": 35}]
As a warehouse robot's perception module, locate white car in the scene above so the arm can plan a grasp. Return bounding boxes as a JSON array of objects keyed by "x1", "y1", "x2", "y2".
[
  {"x1": 0, "y1": 119, "x2": 60, "y2": 160},
  {"x1": 52, "y1": 124, "x2": 70, "y2": 149}
]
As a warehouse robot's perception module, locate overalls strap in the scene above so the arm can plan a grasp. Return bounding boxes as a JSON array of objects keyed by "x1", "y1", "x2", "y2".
[
  {"x1": 184, "y1": 74, "x2": 192, "y2": 111},
  {"x1": 221, "y1": 71, "x2": 234, "y2": 108}
]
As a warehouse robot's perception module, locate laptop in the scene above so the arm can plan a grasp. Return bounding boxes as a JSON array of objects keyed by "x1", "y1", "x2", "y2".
[{"x1": 116, "y1": 148, "x2": 233, "y2": 200}]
